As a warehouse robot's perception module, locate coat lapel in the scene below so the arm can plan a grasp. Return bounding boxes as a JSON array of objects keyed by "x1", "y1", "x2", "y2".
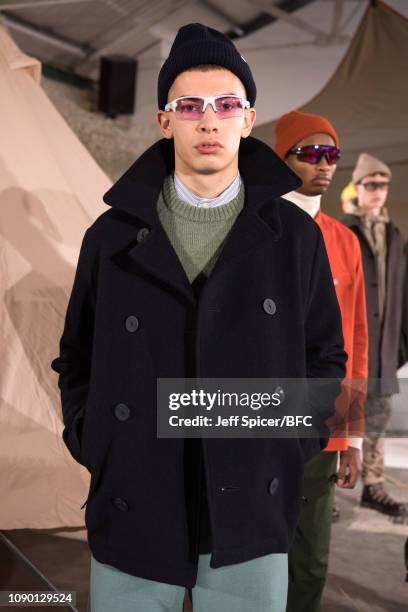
[
  {"x1": 127, "y1": 221, "x2": 197, "y2": 307},
  {"x1": 103, "y1": 136, "x2": 301, "y2": 301},
  {"x1": 210, "y1": 137, "x2": 299, "y2": 277},
  {"x1": 204, "y1": 205, "x2": 276, "y2": 284},
  {"x1": 341, "y1": 214, "x2": 374, "y2": 255}
]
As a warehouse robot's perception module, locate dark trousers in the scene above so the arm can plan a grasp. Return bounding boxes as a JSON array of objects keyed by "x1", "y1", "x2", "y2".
[{"x1": 286, "y1": 451, "x2": 338, "y2": 612}]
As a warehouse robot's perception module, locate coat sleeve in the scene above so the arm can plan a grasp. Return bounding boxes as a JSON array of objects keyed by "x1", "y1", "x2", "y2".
[
  {"x1": 301, "y1": 226, "x2": 347, "y2": 463},
  {"x1": 51, "y1": 227, "x2": 98, "y2": 466}
]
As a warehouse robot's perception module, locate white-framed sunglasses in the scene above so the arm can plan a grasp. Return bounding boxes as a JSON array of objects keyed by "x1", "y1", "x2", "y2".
[{"x1": 164, "y1": 95, "x2": 251, "y2": 120}]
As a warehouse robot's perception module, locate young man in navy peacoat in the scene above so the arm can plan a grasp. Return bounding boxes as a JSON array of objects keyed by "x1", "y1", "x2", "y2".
[{"x1": 51, "y1": 22, "x2": 346, "y2": 611}]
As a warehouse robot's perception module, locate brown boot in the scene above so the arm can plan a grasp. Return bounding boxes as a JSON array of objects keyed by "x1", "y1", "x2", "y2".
[{"x1": 361, "y1": 483, "x2": 407, "y2": 517}]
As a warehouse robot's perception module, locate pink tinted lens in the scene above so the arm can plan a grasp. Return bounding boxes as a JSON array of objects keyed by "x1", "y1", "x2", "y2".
[
  {"x1": 214, "y1": 96, "x2": 245, "y2": 118},
  {"x1": 174, "y1": 96, "x2": 245, "y2": 119},
  {"x1": 175, "y1": 98, "x2": 204, "y2": 119}
]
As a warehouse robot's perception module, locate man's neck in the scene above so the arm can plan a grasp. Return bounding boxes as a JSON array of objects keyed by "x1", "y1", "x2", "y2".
[{"x1": 283, "y1": 190, "x2": 322, "y2": 219}]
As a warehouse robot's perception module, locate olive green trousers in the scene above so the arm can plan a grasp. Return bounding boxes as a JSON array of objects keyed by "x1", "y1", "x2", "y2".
[{"x1": 286, "y1": 451, "x2": 338, "y2": 612}]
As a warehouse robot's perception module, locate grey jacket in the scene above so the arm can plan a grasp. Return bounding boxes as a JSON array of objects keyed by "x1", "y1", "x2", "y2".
[{"x1": 342, "y1": 213, "x2": 405, "y2": 395}]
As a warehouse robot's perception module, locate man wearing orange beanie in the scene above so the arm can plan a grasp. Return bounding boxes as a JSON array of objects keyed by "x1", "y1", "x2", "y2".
[{"x1": 274, "y1": 110, "x2": 368, "y2": 612}]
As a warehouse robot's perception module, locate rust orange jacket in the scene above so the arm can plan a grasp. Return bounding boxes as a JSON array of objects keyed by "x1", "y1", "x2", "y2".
[{"x1": 315, "y1": 211, "x2": 368, "y2": 452}]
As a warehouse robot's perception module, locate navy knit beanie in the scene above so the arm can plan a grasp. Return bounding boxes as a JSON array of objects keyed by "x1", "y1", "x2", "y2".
[{"x1": 157, "y1": 23, "x2": 256, "y2": 110}]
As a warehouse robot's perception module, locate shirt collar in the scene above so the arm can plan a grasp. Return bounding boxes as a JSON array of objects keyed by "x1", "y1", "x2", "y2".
[{"x1": 173, "y1": 172, "x2": 242, "y2": 208}]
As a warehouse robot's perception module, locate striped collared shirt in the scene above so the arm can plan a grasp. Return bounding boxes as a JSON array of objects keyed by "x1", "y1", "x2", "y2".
[{"x1": 173, "y1": 172, "x2": 242, "y2": 208}]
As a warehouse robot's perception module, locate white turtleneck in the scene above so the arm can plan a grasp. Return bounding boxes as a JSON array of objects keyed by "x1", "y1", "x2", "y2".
[
  {"x1": 283, "y1": 189, "x2": 362, "y2": 453},
  {"x1": 283, "y1": 190, "x2": 321, "y2": 219}
]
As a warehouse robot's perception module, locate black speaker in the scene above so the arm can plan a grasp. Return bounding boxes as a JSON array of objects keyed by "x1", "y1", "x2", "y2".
[{"x1": 98, "y1": 55, "x2": 137, "y2": 117}]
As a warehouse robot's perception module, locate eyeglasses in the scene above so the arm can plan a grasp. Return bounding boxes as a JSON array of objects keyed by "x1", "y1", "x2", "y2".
[
  {"x1": 287, "y1": 145, "x2": 341, "y2": 165},
  {"x1": 359, "y1": 181, "x2": 390, "y2": 191},
  {"x1": 164, "y1": 95, "x2": 250, "y2": 120}
]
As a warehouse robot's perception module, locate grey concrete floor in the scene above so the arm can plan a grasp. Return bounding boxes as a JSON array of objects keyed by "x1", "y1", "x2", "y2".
[{"x1": 323, "y1": 464, "x2": 408, "y2": 611}]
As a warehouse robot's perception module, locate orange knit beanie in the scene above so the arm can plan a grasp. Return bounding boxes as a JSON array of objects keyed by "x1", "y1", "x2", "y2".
[{"x1": 274, "y1": 110, "x2": 339, "y2": 159}]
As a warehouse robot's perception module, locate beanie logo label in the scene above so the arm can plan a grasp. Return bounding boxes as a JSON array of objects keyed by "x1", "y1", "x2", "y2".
[{"x1": 240, "y1": 54, "x2": 247, "y2": 63}]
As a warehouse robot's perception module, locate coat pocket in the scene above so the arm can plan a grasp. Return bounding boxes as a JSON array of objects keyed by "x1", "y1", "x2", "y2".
[{"x1": 80, "y1": 434, "x2": 113, "y2": 509}]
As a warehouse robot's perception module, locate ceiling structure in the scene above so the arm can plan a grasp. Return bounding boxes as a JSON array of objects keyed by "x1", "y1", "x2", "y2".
[{"x1": 0, "y1": 0, "x2": 363, "y2": 80}]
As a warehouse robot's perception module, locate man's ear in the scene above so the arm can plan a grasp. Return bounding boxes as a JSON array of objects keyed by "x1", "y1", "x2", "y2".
[
  {"x1": 157, "y1": 111, "x2": 173, "y2": 140},
  {"x1": 241, "y1": 108, "x2": 256, "y2": 139}
]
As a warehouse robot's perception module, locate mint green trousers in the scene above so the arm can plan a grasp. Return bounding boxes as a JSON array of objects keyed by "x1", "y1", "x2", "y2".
[{"x1": 88, "y1": 552, "x2": 288, "y2": 612}]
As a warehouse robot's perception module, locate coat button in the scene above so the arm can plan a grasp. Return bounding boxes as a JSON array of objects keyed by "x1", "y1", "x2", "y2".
[
  {"x1": 112, "y1": 497, "x2": 129, "y2": 512},
  {"x1": 268, "y1": 477, "x2": 279, "y2": 495},
  {"x1": 263, "y1": 298, "x2": 277, "y2": 315},
  {"x1": 114, "y1": 403, "x2": 130, "y2": 421},
  {"x1": 125, "y1": 315, "x2": 139, "y2": 332},
  {"x1": 137, "y1": 227, "x2": 150, "y2": 243},
  {"x1": 273, "y1": 386, "x2": 285, "y2": 403}
]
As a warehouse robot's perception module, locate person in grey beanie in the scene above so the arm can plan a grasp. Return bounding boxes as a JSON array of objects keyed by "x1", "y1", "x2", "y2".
[
  {"x1": 51, "y1": 22, "x2": 346, "y2": 611},
  {"x1": 342, "y1": 153, "x2": 406, "y2": 517}
]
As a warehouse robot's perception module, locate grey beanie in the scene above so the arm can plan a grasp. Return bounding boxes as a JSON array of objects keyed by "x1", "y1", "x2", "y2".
[{"x1": 352, "y1": 153, "x2": 392, "y2": 184}]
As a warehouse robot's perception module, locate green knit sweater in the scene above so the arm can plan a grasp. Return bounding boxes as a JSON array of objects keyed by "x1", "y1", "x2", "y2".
[{"x1": 157, "y1": 174, "x2": 245, "y2": 283}]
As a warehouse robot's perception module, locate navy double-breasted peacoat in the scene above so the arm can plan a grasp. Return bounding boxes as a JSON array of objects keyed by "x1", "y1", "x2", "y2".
[{"x1": 51, "y1": 136, "x2": 346, "y2": 588}]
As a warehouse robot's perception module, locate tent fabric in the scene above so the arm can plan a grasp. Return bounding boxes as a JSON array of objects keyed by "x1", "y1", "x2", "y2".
[
  {"x1": 0, "y1": 24, "x2": 111, "y2": 529},
  {"x1": 253, "y1": 1, "x2": 408, "y2": 236}
]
